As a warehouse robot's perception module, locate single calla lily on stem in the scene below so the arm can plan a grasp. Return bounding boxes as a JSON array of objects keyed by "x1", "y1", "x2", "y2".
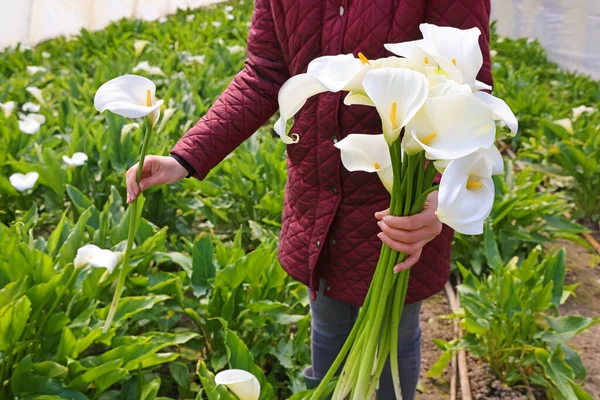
[
  {"x1": 434, "y1": 145, "x2": 503, "y2": 175},
  {"x1": 62, "y1": 152, "x2": 89, "y2": 167},
  {"x1": 94, "y1": 74, "x2": 163, "y2": 125},
  {"x1": 362, "y1": 68, "x2": 429, "y2": 144},
  {"x1": 334, "y1": 133, "x2": 394, "y2": 193},
  {"x1": 95, "y1": 74, "x2": 163, "y2": 332},
  {"x1": 214, "y1": 369, "x2": 261, "y2": 400},
  {"x1": 9, "y1": 172, "x2": 39, "y2": 192}
]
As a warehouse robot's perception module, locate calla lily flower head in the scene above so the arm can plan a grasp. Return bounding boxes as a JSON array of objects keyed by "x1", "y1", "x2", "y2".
[
  {"x1": 385, "y1": 23, "x2": 491, "y2": 91},
  {"x1": 434, "y1": 145, "x2": 503, "y2": 175},
  {"x1": 121, "y1": 122, "x2": 140, "y2": 137},
  {"x1": 18, "y1": 116, "x2": 42, "y2": 134},
  {"x1": 94, "y1": 75, "x2": 164, "y2": 126},
  {"x1": 74, "y1": 244, "x2": 119, "y2": 272},
  {"x1": 436, "y1": 150, "x2": 498, "y2": 235},
  {"x1": 553, "y1": 118, "x2": 574, "y2": 134},
  {"x1": 572, "y1": 105, "x2": 597, "y2": 120},
  {"x1": 132, "y1": 61, "x2": 165, "y2": 76},
  {"x1": 9, "y1": 172, "x2": 39, "y2": 192},
  {"x1": 27, "y1": 66, "x2": 47, "y2": 75},
  {"x1": 362, "y1": 68, "x2": 429, "y2": 145},
  {"x1": 63, "y1": 152, "x2": 88, "y2": 167},
  {"x1": 214, "y1": 369, "x2": 260, "y2": 400},
  {"x1": 334, "y1": 133, "x2": 394, "y2": 193},
  {"x1": 133, "y1": 40, "x2": 150, "y2": 56},
  {"x1": 26, "y1": 86, "x2": 46, "y2": 105},
  {"x1": 0, "y1": 101, "x2": 16, "y2": 117},
  {"x1": 22, "y1": 102, "x2": 40, "y2": 113}
]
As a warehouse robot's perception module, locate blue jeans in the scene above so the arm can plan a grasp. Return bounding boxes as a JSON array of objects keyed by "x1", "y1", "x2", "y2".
[{"x1": 309, "y1": 280, "x2": 422, "y2": 400}]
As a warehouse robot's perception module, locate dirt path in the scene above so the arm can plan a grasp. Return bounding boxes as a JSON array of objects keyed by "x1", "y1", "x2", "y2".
[{"x1": 417, "y1": 239, "x2": 600, "y2": 399}]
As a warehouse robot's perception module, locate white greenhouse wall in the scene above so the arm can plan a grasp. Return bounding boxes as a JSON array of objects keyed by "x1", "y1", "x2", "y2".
[
  {"x1": 491, "y1": 0, "x2": 600, "y2": 79},
  {"x1": 0, "y1": 0, "x2": 223, "y2": 51}
]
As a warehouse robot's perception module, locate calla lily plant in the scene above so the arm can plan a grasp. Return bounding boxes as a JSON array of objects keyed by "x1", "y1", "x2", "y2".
[{"x1": 274, "y1": 23, "x2": 518, "y2": 400}]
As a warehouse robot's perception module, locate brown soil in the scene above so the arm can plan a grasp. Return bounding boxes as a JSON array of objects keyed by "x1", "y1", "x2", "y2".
[{"x1": 417, "y1": 238, "x2": 600, "y2": 400}]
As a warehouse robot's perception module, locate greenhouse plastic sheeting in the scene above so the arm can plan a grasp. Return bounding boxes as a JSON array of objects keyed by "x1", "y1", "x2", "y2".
[
  {"x1": 491, "y1": 0, "x2": 600, "y2": 79},
  {"x1": 0, "y1": 0, "x2": 222, "y2": 50}
]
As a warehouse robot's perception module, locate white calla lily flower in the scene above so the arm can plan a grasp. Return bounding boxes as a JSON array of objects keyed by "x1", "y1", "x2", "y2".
[
  {"x1": 0, "y1": 101, "x2": 16, "y2": 117},
  {"x1": 306, "y1": 53, "x2": 364, "y2": 92},
  {"x1": 18, "y1": 116, "x2": 42, "y2": 134},
  {"x1": 42, "y1": 51, "x2": 51, "y2": 59},
  {"x1": 22, "y1": 102, "x2": 41, "y2": 112},
  {"x1": 407, "y1": 93, "x2": 495, "y2": 160},
  {"x1": 473, "y1": 91, "x2": 518, "y2": 134},
  {"x1": 214, "y1": 369, "x2": 260, "y2": 400},
  {"x1": 133, "y1": 40, "x2": 150, "y2": 56},
  {"x1": 185, "y1": 55, "x2": 206, "y2": 65},
  {"x1": 26, "y1": 86, "x2": 46, "y2": 105},
  {"x1": 434, "y1": 145, "x2": 503, "y2": 175},
  {"x1": 9, "y1": 172, "x2": 39, "y2": 192},
  {"x1": 132, "y1": 61, "x2": 165, "y2": 76},
  {"x1": 121, "y1": 122, "x2": 140, "y2": 136},
  {"x1": 362, "y1": 68, "x2": 429, "y2": 144},
  {"x1": 553, "y1": 118, "x2": 574, "y2": 134},
  {"x1": 74, "y1": 244, "x2": 119, "y2": 272},
  {"x1": 27, "y1": 113, "x2": 46, "y2": 125},
  {"x1": 27, "y1": 66, "x2": 47, "y2": 75},
  {"x1": 386, "y1": 23, "x2": 490, "y2": 91},
  {"x1": 227, "y1": 45, "x2": 245, "y2": 54},
  {"x1": 436, "y1": 152, "x2": 496, "y2": 235},
  {"x1": 63, "y1": 152, "x2": 88, "y2": 166},
  {"x1": 94, "y1": 75, "x2": 164, "y2": 125},
  {"x1": 572, "y1": 105, "x2": 597, "y2": 120},
  {"x1": 334, "y1": 134, "x2": 393, "y2": 193}
]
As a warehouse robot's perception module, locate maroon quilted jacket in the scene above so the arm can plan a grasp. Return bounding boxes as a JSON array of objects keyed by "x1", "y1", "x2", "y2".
[{"x1": 171, "y1": 0, "x2": 493, "y2": 306}]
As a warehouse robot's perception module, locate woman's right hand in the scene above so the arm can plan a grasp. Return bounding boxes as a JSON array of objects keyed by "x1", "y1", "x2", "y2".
[{"x1": 126, "y1": 155, "x2": 188, "y2": 203}]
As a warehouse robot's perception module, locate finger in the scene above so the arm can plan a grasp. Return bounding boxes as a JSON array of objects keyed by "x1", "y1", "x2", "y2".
[
  {"x1": 126, "y1": 163, "x2": 140, "y2": 204},
  {"x1": 139, "y1": 172, "x2": 164, "y2": 192},
  {"x1": 375, "y1": 208, "x2": 389, "y2": 220},
  {"x1": 394, "y1": 249, "x2": 422, "y2": 272},
  {"x1": 377, "y1": 233, "x2": 428, "y2": 255},
  {"x1": 382, "y1": 209, "x2": 438, "y2": 231},
  {"x1": 377, "y1": 221, "x2": 439, "y2": 244}
]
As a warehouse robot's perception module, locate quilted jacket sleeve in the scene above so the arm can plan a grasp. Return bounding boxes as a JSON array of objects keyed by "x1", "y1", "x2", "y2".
[
  {"x1": 170, "y1": 0, "x2": 289, "y2": 180},
  {"x1": 424, "y1": 0, "x2": 493, "y2": 87}
]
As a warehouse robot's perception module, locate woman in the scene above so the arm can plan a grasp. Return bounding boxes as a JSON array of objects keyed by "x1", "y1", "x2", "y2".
[{"x1": 126, "y1": 1, "x2": 492, "y2": 398}]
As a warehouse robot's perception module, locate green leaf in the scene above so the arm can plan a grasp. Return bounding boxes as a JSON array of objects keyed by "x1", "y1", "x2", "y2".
[
  {"x1": 56, "y1": 208, "x2": 92, "y2": 267},
  {"x1": 96, "y1": 295, "x2": 170, "y2": 324},
  {"x1": 140, "y1": 378, "x2": 161, "y2": 400},
  {"x1": 192, "y1": 235, "x2": 215, "y2": 297},
  {"x1": 69, "y1": 358, "x2": 124, "y2": 389},
  {"x1": 483, "y1": 220, "x2": 503, "y2": 269},
  {"x1": 427, "y1": 350, "x2": 453, "y2": 378},
  {"x1": 0, "y1": 295, "x2": 31, "y2": 351},
  {"x1": 542, "y1": 316, "x2": 600, "y2": 344},
  {"x1": 170, "y1": 362, "x2": 191, "y2": 389},
  {"x1": 33, "y1": 361, "x2": 69, "y2": 379},
  {"x1": 66, "y1": 185, "x2": 100, "y2": 228},
  {"x1": 47, "y1": 209, "x2": 70, "y2": 258}
]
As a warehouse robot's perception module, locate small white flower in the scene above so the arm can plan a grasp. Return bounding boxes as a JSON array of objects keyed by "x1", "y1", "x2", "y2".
[
  {"x1": 572, "y1": 105, "x2": 597, "y2": 120},
  {"x1": 553, "y1": 118, "x2": 574, "y2": 134},
  {"x1": 186, "y1": 14, "x2": 196, "y2": 21},
  {"x1": 227, "y1": 45, "x2": 245, "y2": 54},
  {"x1": 27, "y1": 113, "x2": 46, "y2": 125},
  {"x1": 27, "y1": 66, "x2": 47, "y2": 75},
  {"x1": 26, "y1": 86, "x2": 46, "y2": 105},
  {"x1": 9, "y1": 172, "x2": 39, "y2": 192},
  {"x1": 74, "y1": 244, "x2": 119, "y2": 272},
  {"x1": 62, "y1": 152, "x2": 88, "y2": 166},
  {"x1": 133, "y1": 40, "x2": 150, "y2": 56},
  {"x1": 215, "y1": 369, "x2": 260, "y2": 400},
  {"x1": 212, "y1": 21, "x2": 222, "y2": 28},
  {"x1": 22, "y1": 102, "x2": 40, "y2": 112},
  {"x1": 490, "y1": 50, "x2": 498, "y2": 57},
  {"x1": 42, "y1": 51, "x2": 51, "y2": 59},
  {"x1": 225, "y1": 5, "x2": 234, "y2": 12},
  {"x1": 132, "y1": 61, "x2": 165, "y2": 76},
  {"x1": 158, "y1": 108, "x2": 176, "y2": 131},
  {"x1": 497, "y1": 37, "x2": 505, "y2": 43},
  {"x1": 158, "y1": 16, "x2": 168, "y2": 23},
  {"x1": 526, "y1": 37, "x2": 535, "y2": 44},
  {"x1": 18, "y1": 116, "x2": 41, "y2": 134},
  {"x1": 185, "y1": 55, "x2": 206, "y2": 65},
  {"x1": 121, "y1": 122, "x2": 140, "y2": 136},
  {"x1": 0, "y1": 101, "x2": 16, "y2": 117},
  {"x1": 20, "y1": 44, "x2": 33, "y2": 52},
  {"x1": 226, "y1": 14, "x2": 234, "y2": 20}
]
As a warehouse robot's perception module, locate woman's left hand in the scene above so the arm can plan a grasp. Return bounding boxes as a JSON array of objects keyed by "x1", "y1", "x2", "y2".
[{"x1": 375, "y1": 191, "x2": 442, "y2": 272}]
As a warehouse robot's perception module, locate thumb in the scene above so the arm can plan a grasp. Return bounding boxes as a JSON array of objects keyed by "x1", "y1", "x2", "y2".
[
  {"x1": 375, "y1": 208, "x2": 390, "y2": 220},
  {"x1": 138, "y1": 173, "x2": 164, "y2": 192}
]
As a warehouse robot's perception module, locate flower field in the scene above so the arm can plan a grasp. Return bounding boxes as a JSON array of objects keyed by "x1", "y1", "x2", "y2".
[{"x1": 0, "y1": 1, "x2": 599, "y2": 399}]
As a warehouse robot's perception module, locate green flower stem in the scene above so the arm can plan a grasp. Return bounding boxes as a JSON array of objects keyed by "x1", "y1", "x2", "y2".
[{"x1": 102, "y1": 119, "x2": 153, "y2": 333}]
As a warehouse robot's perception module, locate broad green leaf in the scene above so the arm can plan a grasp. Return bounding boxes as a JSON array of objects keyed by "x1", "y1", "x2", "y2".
[
  {"x1": 427, "y1": 350, "x2": 453, "y2": 378},
  {"x1": 170, "y1": 361, "x2": 191, "y2": 389},
  {"x1": 140, "y1": 378, "x2": 161, "y2": 400},
  {"x1": 0, "y1": 295, "x2": 31, "y2": 351},
  {"x1": 192, "y1": 235, "x2": 215, "y2": 297},
  {"x1": 56, "y1": 208, "x2": 92, "y2": 267},
  {"x1": 33, "y1": 361, "x2": 69, "y2": 379},
  {"x1": 96, "y1": 295, "x2": 170, "y2": 324}
]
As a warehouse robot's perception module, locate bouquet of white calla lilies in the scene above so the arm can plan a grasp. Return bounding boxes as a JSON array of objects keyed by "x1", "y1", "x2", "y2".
[
  {"x1": 94, "y1": 74, "x2": 164, "y2": 125},
  {"x1": 94, "y1": 74, "x2": 164, "y2": 332},
  {"x1": 273, "y1": 22, "x2": 518, "y2": 400},
  {"x1": 214, "y1": 369, "x2": 261, "y2": 400}
]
